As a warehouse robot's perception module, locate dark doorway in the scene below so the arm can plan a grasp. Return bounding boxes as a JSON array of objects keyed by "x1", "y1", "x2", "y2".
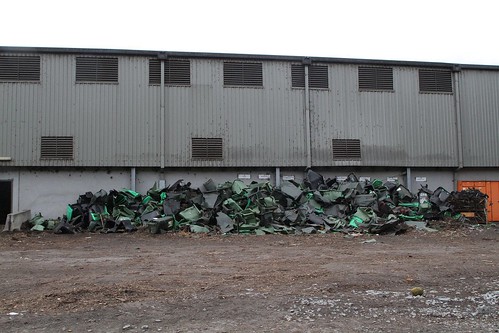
[{"x1": 0, "y1": 180, "x2": 12, "y2": 225}]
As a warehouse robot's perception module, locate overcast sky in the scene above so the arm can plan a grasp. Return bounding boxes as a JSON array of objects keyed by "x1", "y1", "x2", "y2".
[{"x1": 2, "y1": 0, "x2": 499, "y2": 65}]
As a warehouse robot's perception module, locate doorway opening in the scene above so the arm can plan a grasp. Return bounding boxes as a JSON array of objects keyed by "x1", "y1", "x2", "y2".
[{"x1": 0, "y1": 180, "x2": 13, "y2": 225}]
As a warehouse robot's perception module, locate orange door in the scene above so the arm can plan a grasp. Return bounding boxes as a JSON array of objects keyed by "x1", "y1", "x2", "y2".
[
  {"x1": 490, "y1": 182, "x2": 499, "y2": 222},
  {"x1": 458, "y1": 181, "x2": 499, "y2": 222}
]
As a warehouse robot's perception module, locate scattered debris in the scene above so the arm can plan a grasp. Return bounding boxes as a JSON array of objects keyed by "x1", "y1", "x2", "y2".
[
  {"x1": 446, "y1": 189, "x2": 488, "y2": 223},
  {"x1": 24, "y1": 170, "x2": 488, "y2": 235},
  {"x1": 411, "y1": 287, "x2": 425, "y2": 296}
]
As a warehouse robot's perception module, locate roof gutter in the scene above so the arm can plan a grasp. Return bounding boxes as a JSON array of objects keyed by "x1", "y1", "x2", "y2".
[{"x1": 2, "y1": 46, "x2": 499, "y2": 71}]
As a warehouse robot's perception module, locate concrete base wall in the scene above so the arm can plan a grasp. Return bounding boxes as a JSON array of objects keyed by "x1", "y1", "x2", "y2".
[
  {"x1": 1, "y1": 166, "x2": 498, "y2": 219},
  {"x1": 455, "y1": 168, "x2": 499, "y2": 181},
  {"x1": 0, "y1": 169, "x2": 131, "y2": 219}
]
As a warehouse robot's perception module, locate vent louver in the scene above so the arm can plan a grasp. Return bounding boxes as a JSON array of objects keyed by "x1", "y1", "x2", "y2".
[
  {"x1": 358, "y1": 67, "x2": 393, "y2": 91},
  {"x1": 332, "y1": 139, "x2": 361, "y2": 160},
  {"x1": 223, "y1": 62, "x2": 263, "y2": 87},
  {"x1": 76, "y1": 57, "x2": 118, "y2": 83},
  {"x1": 191, "y1": 138, "x2": 223, "y2": 160},
  {"x1": 0, "y1": 55, "x2": 40, "y2": 82},
  {"x1": 149, "y1": 59, "x2": 161, "y2": 85},
  {"x1": 291, "y1": 64, "x2": 329, "y2": 89},
  {"x1": 149, "y1": 59, "x2": 191, "y2": 85},
  {"x1": 40, "y1": 136, "x2": 74, "y2": 160},
  {"x1": 419, "y1": 69, "x2": 453, "y2": 93}
]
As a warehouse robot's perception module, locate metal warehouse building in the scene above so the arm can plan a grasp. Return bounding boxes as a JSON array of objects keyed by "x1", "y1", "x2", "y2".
[{"x1": 1, "y1": 46, "x2": 498, "y2": 221}]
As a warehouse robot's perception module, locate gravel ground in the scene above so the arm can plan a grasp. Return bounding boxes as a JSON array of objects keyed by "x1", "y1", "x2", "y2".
[{"x1": 0, "y1": 224, "x2": 497, "y2": 333}]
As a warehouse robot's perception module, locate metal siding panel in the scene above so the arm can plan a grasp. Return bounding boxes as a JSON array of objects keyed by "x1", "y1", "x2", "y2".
[
  {"x1": 311, "y1": 65, "x2": 457, "y2": 167},
  {"x1": 0, "y1": 53, "x2": 43, "y2": 167},
  {"x1": 165, "y1": 59, "x2": 306, "y2": 167},
  {"x1": 459, "y1": 70, "x2": 499, "y2": 166},
  {"x1": 39, "y1": 55, "x2": 74, "y2": 167},
  {"x1": 6, "y1": 53, "x2": 487, "y2": 170},
  {"x1": 2, "y1": 54, "x2": 161, "y2": 167},
  {"x1": 117, "y1": 57, "x2": 160, "y2": 167}
]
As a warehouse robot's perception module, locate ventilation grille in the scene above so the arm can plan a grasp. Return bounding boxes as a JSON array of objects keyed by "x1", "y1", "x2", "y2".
[
  {"x1": 332, "y1": 139, "x2": 361, "y2": 160},
  {"x1": 149, "y1": 59, "x2": 160, "y2": 85},
  {"x1": 40, "y1": 136, "x2": 74, "y2": 160},
  {"x1": 358, "y1": 66, "x2": 393, "y2": 90},
  {"x1": 223, "y1": 62, "x2": 263, "y2": 87},
  {"x1": 291, "y1": 64, "x2": 329, "y2": 89},
  {"x1": 0, "y1": 55, "x2": 40, "y2": 81},
  {"x1": 419, "y1": 69, "x2": 452, "y2": 93},
  {"x1": 76, "y1": 57, "x2": 118, "y2": 83},
  {"x1": 149, "y1": 59, "x2": 191, "y2": 85},
  {"x1": 191, "y1": 138, "x2": 223, "y2": 160}
]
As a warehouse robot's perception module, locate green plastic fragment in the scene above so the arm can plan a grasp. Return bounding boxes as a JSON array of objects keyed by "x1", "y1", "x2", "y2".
[
  {"x1": 349, "y1": 215, "x2": 363, "y2": 228},
  {"x1": 244, "y1": 197, "x2": 252, "y2": 210},
  {"x1": 301, "y1": 226, "x2": 317, "y2": 234},
  {"x1": 31, "y1": 224, "x2": 45, "y2": 232},
  {"x1": 114, "y1": 194, "x2": 128, "y2": 205},
  {"x1": 88, "y1": 221, "x2": 99, "y2": 231},
  {"x1": 29, "y1": 213, "x2": 45, "y2": 226},
  {"x1": 189, "y1": 225, "x2": 210, "y2": 233},
  {"x1": 113, "y1": 205, "x2": 136, "y2": 219},
  {"x1": 259, "y1": 226, "x2": 276, "y2": 234},
  {"x1": 271, "y1": 224, "x2": 294, "y2": 234},
  {"x1": 142, "y1": 196, "x2": 153, "y2": 205},
  {"x1": 321, "y1": 190, "x2": 343, "y2": 201},
  {"x1": 172, "y1": 216, "x2": 181, "y2": 230},
  {"x1": 349, "y1": 207, "x2": 376, "y2": 228},
  {"x1": 232, "y1": 180, "x2": 248, "y2": 195},
  {"x1": 122, "y1": 189, "x2": 141, "y2": 198},
  {"x1": 141, "y1": 204, "x2": 157, "y2": 216},
  {"x1": 418, "y1": 193, "x2": 431, "y2": 212},
  {"x1": 263, "y1": 196, "x2": 277, "y2": 208},
  {"x1": 399, "y1": 214, "x2": 424, "y2": 221},
  {"x1": 179, "y1": 205, "x2": 202, "y2": 222},
  {"x1": 202, "y1": 178, "x2": 218, "y2": 192},
  {"x1": 324, "y1": 217, "x2": 347, "y2": 229},
  {"x1": 399, "y1": 202, "x2": 420, "y2": 208},
  {"x1": 372, "y1": 179, "x2": 383, "y2": 188},
  {"x1": 307, "y1": 198, "x2": 322, "y2": 210},
  {"x1": 223, "y1": 198, "x2": 243, "y2": 212},
  {"x1": 237, "y1": 209, "x2": 259, "y2": 228},
  {"x1": 66, "y1": 205, "x2": 73, "y2": 220},
  {"x1": 354, "y1": 207, "x2": 376, "y2": 221},
  {"x1": 46, "y1": 220, "x2": 56, "y2": 230}
]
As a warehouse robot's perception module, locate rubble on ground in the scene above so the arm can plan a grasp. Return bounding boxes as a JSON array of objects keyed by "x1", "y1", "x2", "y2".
[{"x1": 25, "y1": 170, "x2": 489, "y2": 235}]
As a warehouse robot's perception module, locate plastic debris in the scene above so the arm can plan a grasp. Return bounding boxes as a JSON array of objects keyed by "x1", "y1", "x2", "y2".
[{"x1": 24, "y1": 170, "x2": 488, "y2": 236}]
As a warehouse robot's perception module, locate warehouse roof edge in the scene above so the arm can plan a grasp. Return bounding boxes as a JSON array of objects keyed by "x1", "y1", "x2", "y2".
[{"x1": 2, "y1": 46, "x2": 499, "y2": 71}]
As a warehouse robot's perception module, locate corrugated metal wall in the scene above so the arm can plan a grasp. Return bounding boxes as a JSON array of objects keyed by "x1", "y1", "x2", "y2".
[
  {"x1": 311, "y1": 65, "x2": 457, "y2": 167},
  {"x1": 1, "y1": 54, "x2": 161, "y2": 167},
  {"x1": 0, "y1": 52, "x2": 43, "y2": 166},
  {"x1": 459, "y1": 70, "x2": 499, "y2": 167},
  {"x1": 1, "y1": 51, "x2": 498, "y2": 168},
  {"x1": 164, "y1": 60, "x2": 306, "y2": 167}
]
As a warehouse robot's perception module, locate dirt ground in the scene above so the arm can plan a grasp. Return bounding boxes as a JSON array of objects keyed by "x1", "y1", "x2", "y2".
[{"x1": 0, "y1": 224, "x2": 497, "y2": 333}]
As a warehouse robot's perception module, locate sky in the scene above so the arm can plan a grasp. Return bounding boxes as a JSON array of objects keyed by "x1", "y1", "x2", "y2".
[{"x1": 2, "y1": 0, "x2": 499, "y2": 65}]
